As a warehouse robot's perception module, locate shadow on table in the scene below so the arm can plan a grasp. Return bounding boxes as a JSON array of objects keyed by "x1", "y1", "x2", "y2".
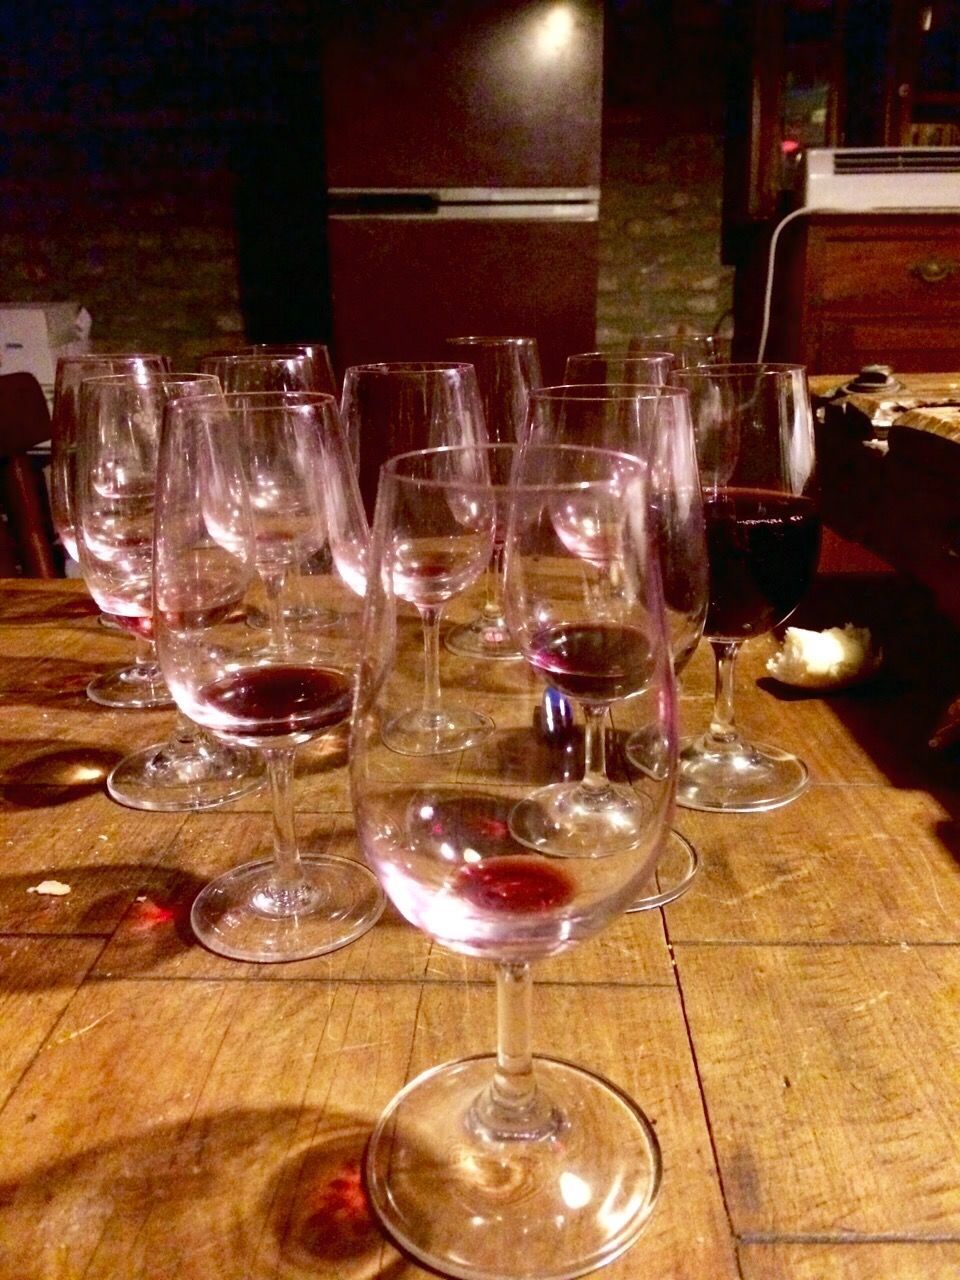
[
  {"x1": 0, "y1": 864, "x2": 207, "y2": 984},
  {"x1": 0, "y1": 656, "x2": 128, "y2": 708},
  {"x1": 0, "y1": 742, "x2": 121, "y2": 808},
  {"x1": 0, "y1": 1107, "x2": 402, "y2": 1279},
  {"x1": 0, "y1": 586, "x2": 99, "y2": 624}
]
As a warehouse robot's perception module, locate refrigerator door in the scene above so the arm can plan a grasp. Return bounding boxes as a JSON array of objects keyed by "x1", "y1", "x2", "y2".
[
  {"x1": 319, "y1": 0, "x2": 603, "y2": 192},
  {"x1": 328, "y1": 206, "x2": 598, "y2": 509}
]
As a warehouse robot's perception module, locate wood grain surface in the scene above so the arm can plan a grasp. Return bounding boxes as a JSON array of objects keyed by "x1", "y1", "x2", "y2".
[{"x1": 0, "y1": 577, "x2": 958, "y2": 1279}]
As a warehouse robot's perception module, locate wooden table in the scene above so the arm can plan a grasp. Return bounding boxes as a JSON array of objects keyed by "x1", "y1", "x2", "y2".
[{"x1": 1, "y1": 576, "x2": 959, "y2": 1279}]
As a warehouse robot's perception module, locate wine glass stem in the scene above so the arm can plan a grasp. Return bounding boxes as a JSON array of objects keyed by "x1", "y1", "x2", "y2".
[
  {"x1": 708, "y1": 638, "x2": 742, "y2": 746},
  {"x1": 481, "y1": 544, "x2": 507, "y2": 622},
  {"x1": 468, "y1": 962, "x2": 561, "y2": 1142},
  {"x1": 419, "y1": 605, "x2": 444, "y2": 715},
  {"x1": 262, "y1": 567, "x2": 290, "y2": 652},
  {"x1": 582, "y1": 703, "x2": 610, "y2": 787},
  {"x1": 263, "y1": 744, "x2": 302, "y2": 891},
  {"x1": 134, "y1": 633, "x2": 154, "y2": 668}
]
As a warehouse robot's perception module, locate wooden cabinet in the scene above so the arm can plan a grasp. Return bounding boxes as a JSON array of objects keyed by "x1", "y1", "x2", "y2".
[{"x1": 766, "y1": 212, "x2": 960, "y2": 372}]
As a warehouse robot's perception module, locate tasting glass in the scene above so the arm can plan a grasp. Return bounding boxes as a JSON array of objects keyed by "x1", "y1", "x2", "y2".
[
  {"x1": 522, "y1": 384, "x2": 706, "y2": 906},
  {"x1": 340, "y1": 360, "x2": 489, "y2": 516},
  {"x1": 565, "y1": 351, "x2": 673, "y2": 386},
  {"x1": 52, "y1": 352, "x2": 171, "y2": 705},
  {"x1": 75, "y1": 371, "x2": 265, "y2": 811},
  {"x1": 154, "y1": 391, "x2": 384, "y2": 961},
  {"x1": 376, "y1": 447, "x2": 496, "y2": 756},
  {"x1": 351, "y1": 443, "x2": 677, "y2": 1280},
  {"x1": 627, "y1": 330, "x2": 723, "y2": 368},
  {"x1": 442, "y1": 336, "x2": 542, "y2": 660},
  {"x1": 672, "y1": 362, "x2": 820, "y2": 812},
  {"x1": 241, "y1": 343, "x2": 338, "y2": 395}
]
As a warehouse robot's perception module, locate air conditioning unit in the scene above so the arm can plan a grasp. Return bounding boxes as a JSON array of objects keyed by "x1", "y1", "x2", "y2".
[{"x1": 802, "y1": 147, "x2": 960, "y2": 210}]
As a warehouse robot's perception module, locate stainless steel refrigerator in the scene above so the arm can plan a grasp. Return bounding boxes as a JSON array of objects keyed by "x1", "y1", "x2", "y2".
[{"x1": 318, "y1": 0, "x2": 603, "y2": 386}]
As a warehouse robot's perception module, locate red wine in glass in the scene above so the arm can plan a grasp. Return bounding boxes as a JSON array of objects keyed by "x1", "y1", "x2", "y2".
[
  {"x1": 527, "y1": 623, "x2": 653, "y2": 705},
  {"x1": 704, "y1": 488, "x2": 820, "y2": 639},
  {"x1": 197, "y1": 664, "x2": 353, "y2": 740}
]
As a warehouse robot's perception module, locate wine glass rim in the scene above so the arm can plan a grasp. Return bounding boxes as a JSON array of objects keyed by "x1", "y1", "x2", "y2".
[
  {"x1": 78, "y1": 371, "x2": 218, "y2": 387},
  {"x1": 445, "y1": 335, "x2": 538, "y2": 347},
  {"x1": 383, "y1": 442, "x2": 646, "y2": 492},
  {"x1": 198, "y1": 351, "x2": 311, "y2": 363},
  {"x1": 221, "y1": 389, "x2": 338, "y2": 405},
  {"x1": 673, "y1": 362, "x2": 806, "y2": 378},
  {"x1": 344, "y1": 361, "x2": 477, "y2": 375},
  {"x1": 57, "y1": 351, "x2": 167, "y2": 361},
  {"x1": 568, "y1": 349, "x2": 675, "y2": 361},
  {"x1": 533, "y1": 382, "x2": 689, "y2": 401}
]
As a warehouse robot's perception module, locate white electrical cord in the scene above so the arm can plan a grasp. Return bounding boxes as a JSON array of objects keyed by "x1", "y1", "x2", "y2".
[{"x1": 755, "y1": 205, "x2": 821, "y2": 362}]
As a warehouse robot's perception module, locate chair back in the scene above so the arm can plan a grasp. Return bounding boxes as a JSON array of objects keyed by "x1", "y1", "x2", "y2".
[{"x1": 0, "y1": 372, "x2": 62, "y2": 577}]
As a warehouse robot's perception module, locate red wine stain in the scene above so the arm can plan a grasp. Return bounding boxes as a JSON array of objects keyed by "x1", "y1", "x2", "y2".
[
  {"x1": 455, "y1": 857, "x2": 574, "y2": 912},
  {"x1": 299, "y1": 1159, "x2": 373, "y2": 1245}
]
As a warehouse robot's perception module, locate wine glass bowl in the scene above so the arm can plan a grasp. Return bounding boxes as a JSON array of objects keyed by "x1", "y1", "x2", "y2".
[
  {"x1": 351, "y1": 441, "x2": 676, "y2": 1279},
  {"x1": 376, "y1": 446, "x2": 497, "y2": 756},
  {"x1": 53, "y1": 352, "x2": 172, "y2": 708},
  {"x1": 672, "y1": 362, "x2": 820, "y2": 812},
  {"x1": 442, "y1": 336, "x2": 542, "y2": 661},
  {"x1": 154, "y1": 390, "x2": 384, "y2": 960},
  {"x1": 564, "y1": 350, "x2": 674, "y2": 386},
  {"x1": 627, "y1": 330, "x2": 725, "y2": 368},
  {"x1": 75, "y1": 370, "x2": 265, "y2": 812}
]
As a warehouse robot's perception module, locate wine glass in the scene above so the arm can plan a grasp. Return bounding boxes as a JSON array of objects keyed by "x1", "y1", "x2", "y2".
[
  {"x1": 51, "y1": 352, "x2": 171, "y2": 705},
  {"x1": 154, "y1": 390, "x2": 385, "y2": 961},
  {"x1": 442, "y1": 336, "x2": 542, "y2": 660},
  {"x1": 376, "y1": 447, "x2": 497, "y2": 756},
  {"x1": 340, "y1": 360, "x2": 489, "y2": 516},
  {"x1": 75, "y1": 371, "x2": 265, "y2": 811},
  {"x1": 627, "y1": 330, "x2": 724, "y2": 368},
  {"x1": 565, "y1": 351, "x2": 673, "y2": 386},
  {"x1": 351, "y1": 442, "x2": 677, "y2": 1280},
  {"x1": 672, "y1": 362, "x2": 821, "y2": 812},
  {"x1": 241, "y1": 343, "x2": 338, "y2": 395},
  {"x1": 522, "y1": 383, "x2": 706, "y2": 907}
]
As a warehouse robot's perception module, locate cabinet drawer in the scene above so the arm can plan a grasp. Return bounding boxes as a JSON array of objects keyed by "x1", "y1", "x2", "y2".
[
  {"x1": 809, "y1": 226, "x2": 960, "y2": 310},
  {"x1": 812, "y1": 315, "x2": 960, "y2": 373}
]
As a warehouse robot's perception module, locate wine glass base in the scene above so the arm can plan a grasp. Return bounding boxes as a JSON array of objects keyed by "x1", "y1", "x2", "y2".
[
  {"x1": 246, "y1": 602, "x2": 340, "y2": 630},
  {"x1": 676, "y1": 736, "x2": 809, "y2": 813},
  {"x1": 627, "y1": 828, "x2": 700, "y2": 911},
  {"x1": 445, "y1": 616, "x2": 522, "y2": 661},
  {"x1": 86, "y1": 663, "x2": 173, "y2": 710},
  {"x1": 106, "y1": 738, "x2": 265, "y2": 812},
  {"x1": 365, "y1": 1053, "x2": 661, "y2": 1280},
  {"x1": 190, "y1": 855, "x2": 385, "y2": 962},
  {"x1": 382, "y1": 705, "x2": 494, "y2": 757},
  {"x1": 509, "y1": 780, "x2": 651, "y2": 857}
]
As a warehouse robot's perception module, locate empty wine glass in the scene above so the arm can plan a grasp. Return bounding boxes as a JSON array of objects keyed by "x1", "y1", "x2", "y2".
[
  {"x1": 672, "y1": 362, "x2": 821, "y2": 812},
  {"x1": 75, "y1": 371, "x2": 265, "y2": 811},
  {"x1": 377, "y1": 446, "x2": 496, "y2": 756},
  {"x1": 628, "y1": 330, "x2": 724, "y2": 368},
  {"x1": 52, "y1": 352, "x2": 171, "y2": 705},
  {"x1": 154, "y1": 390, "x2": 384, "y2": 961},
  {"x1": 241, "y1": 343, "x2": 338, "y2": 395},
  {"x1": 352, "y1": 441, "x2": 676, "y2": 1280},
  {"x1": 340, "y1": 360, "x2": 489, "y2": 516},
  {"x1": 443, "y1": 336, "x2": 542, "y2": 660},
  {"x1": 522, "y1": 383, "x2": 706, "y2": 906},
  {"x1": 565, "y1": 351, "x2": 673, "y2": 386}
]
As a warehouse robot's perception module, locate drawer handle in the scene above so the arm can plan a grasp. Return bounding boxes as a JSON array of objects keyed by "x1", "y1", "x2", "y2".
[{"x1": 910, "y1": 259, "x2": 959, "y2": 283}]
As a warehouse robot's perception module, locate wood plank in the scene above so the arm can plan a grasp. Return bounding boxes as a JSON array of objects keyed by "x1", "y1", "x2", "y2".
[
  {"x1": 676, "y1": 943, "x2": 960, "y2": 1237},
  {"x1": 667, "y1": 787, "x2": 960, "y2": 944},
  {"x1": 0, "y1": 978, "x2": 736, "y2": 1279},
  {"x1": 740, "y1": 1242, "x2": 960, "y2": 1279},
  {"x1": 0, "y1": 936, "x2": 104, "y2": 1105}
]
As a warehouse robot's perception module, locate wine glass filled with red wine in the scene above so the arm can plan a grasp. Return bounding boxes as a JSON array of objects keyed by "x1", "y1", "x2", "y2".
[
  {"x1": 672, "y1": 362, "x2": 820, "y2": 812},
  {"x1": 154, "y1": 390, "x2": 384, "y2": 961},
  {"x1": 351, "y1": 442, "x2": 677, "y2": 1280},
  {"x1": 522, "y1": 383, "x2": 706, "y2": 906}
]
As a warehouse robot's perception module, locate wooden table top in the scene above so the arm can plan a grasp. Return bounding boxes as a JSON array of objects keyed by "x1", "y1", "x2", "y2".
[{"x1": 1, "y1": 576, "x2": 959, "y2": 1279}]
